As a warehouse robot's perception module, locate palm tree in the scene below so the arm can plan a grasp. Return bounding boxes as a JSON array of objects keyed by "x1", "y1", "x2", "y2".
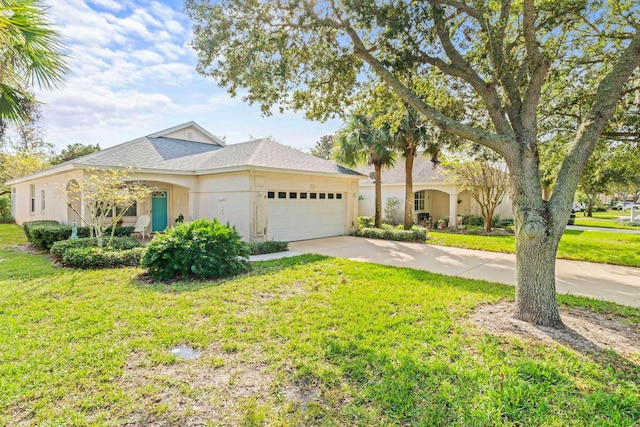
[
  {"x1": 389, "y1": 107, "x2": 433, "y2": 230},
  {"x1": 0, "y1": 0, "x2": 69, "y2": 124},
  {"x1": 334, "y1": 114, "x2": 395, "y2": 228}
]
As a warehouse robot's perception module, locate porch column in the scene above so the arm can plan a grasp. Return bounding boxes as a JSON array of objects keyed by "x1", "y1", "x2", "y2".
[
  {"x1": 449, "y1": 192, "x2": 458, "y2": 228},
  {"x1": 188, "y1": 191, "x2": 198, "y2": 221}
]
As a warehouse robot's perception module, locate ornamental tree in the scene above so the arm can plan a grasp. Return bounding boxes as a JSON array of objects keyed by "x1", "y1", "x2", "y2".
[
  {"x1": 64, "y1": 169, "x2": 151, "y2": 248},
  {"x1": 443, "y1": 158, "x2": 510, "y2": 232},
  {"x1": 187, "y1": 0, "x2": 640, "y2": 327}
]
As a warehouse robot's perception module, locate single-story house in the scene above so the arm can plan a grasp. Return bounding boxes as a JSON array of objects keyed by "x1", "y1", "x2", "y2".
[
  {"x1": 357, "y1": 155, "x2": 514, "y2": 227},
  {"x1": 7, "y1": 122, "x2": 363, "y2": 242}
]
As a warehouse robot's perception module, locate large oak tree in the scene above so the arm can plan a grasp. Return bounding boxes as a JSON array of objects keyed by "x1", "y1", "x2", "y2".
[{"x1": 187, "y1": 0, "x2": 640, "y2": 327}]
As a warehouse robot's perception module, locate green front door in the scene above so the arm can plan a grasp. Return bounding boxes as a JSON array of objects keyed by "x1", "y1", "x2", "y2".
[{"x1": 151, "y1": 191, "x2": 168, "y2": 232}]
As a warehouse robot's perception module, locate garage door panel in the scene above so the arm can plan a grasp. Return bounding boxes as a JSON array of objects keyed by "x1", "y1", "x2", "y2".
[{"x1": 267, "y1": 198, "x2": 346, "y2": 241}]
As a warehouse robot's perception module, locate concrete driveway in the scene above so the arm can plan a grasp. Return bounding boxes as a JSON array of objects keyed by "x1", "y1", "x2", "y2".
[{"x1": 288, "y1": 236, "x2": 640, "y2": 308}]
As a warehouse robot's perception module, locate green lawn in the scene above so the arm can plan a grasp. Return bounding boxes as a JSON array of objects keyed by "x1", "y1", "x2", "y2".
[
  {"x1": 1, "y1": 224, "x2": 639, "y2": 425},
  {"x1": 429, "y1": 229, "x2": 640, "y2": 267}
]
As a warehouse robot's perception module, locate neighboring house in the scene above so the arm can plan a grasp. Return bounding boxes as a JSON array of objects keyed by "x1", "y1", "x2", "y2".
[
  {"x1": 357, "y1": 155, "x2": 513, "y2": 227},
  {"x1": 7, "y1": 122, "x2": 363, "y2": 242}
]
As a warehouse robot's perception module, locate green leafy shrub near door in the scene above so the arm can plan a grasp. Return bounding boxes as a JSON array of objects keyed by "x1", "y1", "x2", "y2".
[{"x1": 141, "y1": 218, "x2": 251, "y2": 281}]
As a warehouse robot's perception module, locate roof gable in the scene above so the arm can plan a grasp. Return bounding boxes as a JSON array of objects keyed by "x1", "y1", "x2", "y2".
[{"x1": 148, "y1": 122, "x2": 226, "y2": 146}]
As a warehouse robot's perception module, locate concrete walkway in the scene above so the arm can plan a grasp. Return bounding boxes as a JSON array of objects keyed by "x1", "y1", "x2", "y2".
[{"x1": 288, "y1": 236, "x2": 640, "y2": 308}]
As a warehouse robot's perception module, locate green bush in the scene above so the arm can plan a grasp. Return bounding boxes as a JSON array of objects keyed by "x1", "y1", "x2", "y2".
[
  {"x1": 497, "y1": 218, "x2": 514, "y2": 228},
  {"x1": 248, "y1": 240, "x2": 289, "y2": 255},
  {"x1": 62, "y1": 246, "x2": 146, "y2": 268},
  {"x1": 0, "y1": 215, "x2": 15, "y2": 224},
  {"x1": 51, "y1": 237, "x2": 142, "y2": 260},
  {"x1": 460, "y1": 215, "x2": 484, "y2": 227},
  {"x1": 23, "y1": 220, "x2": 60, "y2": 242},
  {"x1": 141, "y1": 218, "x2": 251, "y2": 281},
  {"x1": 0, "y1": 196, "x2": 14, "y2": 223},
  {"x1": 25, "y1": 222, "x2": 135, "y2": 250},
  {"x1": 76, "y1": 225, "x2": 135, "y2": 238},
  {"x1": 355, "y1": 227, "x2": 427, "y2": 242},
  {"x1": 29, "y1": 224, "x2": 72, "y2": 250},
  {"x1": 358, "y1": 216, "x2": 374, "y2": 229}
]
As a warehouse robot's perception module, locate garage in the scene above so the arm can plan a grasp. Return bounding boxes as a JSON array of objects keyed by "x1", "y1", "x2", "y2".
[{"x1": 266, "y1": 190, "x2": 347, "y2": 241}]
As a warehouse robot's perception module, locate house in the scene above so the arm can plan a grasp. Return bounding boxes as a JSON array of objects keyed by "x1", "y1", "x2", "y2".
[
  {"x1": 7, "y1": 122, "x2": 363, "y2": 242},
  {"x1": 357, "y1": 155, "x2": 514, "y2": 227}
]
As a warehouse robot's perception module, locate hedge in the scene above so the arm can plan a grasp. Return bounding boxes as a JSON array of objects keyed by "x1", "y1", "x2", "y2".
[
  {"x1": 355, "y1": 227, "x2": 427, "y2": 242},
  {"x1": 23, "y1": 220, "x2": 60, "y2": 242},
  {"x1": 62, "y1": 246, "x2": 146, "y2": 268},
  {"x1": 50, "y1": 237, "x2": 142, "y2": 260},
  {"x1": 248, "y1": 240, "x2": 289, "y2": 255},
  {"x1": 26, "y1": 222, "x2": 135, "y2": 250}
]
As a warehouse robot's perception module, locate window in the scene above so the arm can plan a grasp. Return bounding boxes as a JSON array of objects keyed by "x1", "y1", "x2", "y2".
[
  {"x1": 300, "y1": 192, "x2": 307, "y2": 199},
  {"x1": 117, "y1": 204, "x2": 137, "y2": 217},
  {"x1": 278, "y1": 192, "x2": 286, "y2": 199},
  {"x1": 328, "y1": 193, "x2": 334, "y2": 199},
  {"x1": 29, "y1": 185, "x2": 35, "y2": 213},
  {"x1": 336, "y1": 193, "x2": 342, "y2": 200},
  {"x1": 414, "y1": 190, "x2": 425, "y2": 211},
  {"x1": 267, "y1": 191, "x2": 275, "y2": 199},
  {"x1": 310, "y1": 193, "x2": 317, "y2": 199},
  {"x1": 319, "y1": 193, "x2": 326, "y2": 199},
  {"x1": 40, "y1": 190, "x2": 46, "y2": 212},
  {"x1": 289, "y1": 192, "x2": 297, "y2": 199}
]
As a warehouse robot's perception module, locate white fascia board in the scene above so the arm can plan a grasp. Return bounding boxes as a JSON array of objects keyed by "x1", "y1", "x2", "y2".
[
  {"x1": 5, "y1": 163, "x2": 77, "y2": 185},
  {"x1": 196, "y1": 165, "x2": 366, "y2": 179}
]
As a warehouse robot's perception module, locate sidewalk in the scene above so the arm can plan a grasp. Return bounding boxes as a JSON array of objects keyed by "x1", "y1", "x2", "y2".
[{"x1": 288, "y1": 236, "x2": 640, "y2": 308}]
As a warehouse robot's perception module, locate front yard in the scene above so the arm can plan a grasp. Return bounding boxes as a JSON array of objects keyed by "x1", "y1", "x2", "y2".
[
  {"x1": 1, "y1": 224, "x2": 639, "y2": 425},
  {"x1": 429, "y1": 229, "x2": 640, "y2": 267}
]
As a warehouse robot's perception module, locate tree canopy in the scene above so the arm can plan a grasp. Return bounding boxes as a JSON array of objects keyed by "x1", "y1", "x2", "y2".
[
  {"x1": 187, "y1": 0, "x2": 640, "y2": 327},
  {"x1": 0, "y1": 0, "x2": 69, "y2": 125}
]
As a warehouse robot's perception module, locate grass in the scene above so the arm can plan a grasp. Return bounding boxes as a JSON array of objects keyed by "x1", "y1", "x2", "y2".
[
  {"x1": 429, "y1": 229, "x2": 640, "y2": 267},
  {"x1": 573, "y1": 211, "x2": 639, "y2": 230},
  {"x1": 1, "y1": 224, "x2": 639, "y2": 425}
]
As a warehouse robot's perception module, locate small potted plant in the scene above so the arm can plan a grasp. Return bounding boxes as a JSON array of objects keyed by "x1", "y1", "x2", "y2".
[
  {"x1": 437, "y1": 217, "x2": 449, "y2": 229},
  {"x1": 175, "y1": 213, "x2": 184, "y2": 224}
]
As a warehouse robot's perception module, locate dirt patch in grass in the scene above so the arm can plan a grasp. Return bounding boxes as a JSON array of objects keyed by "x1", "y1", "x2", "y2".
[
  {"x1": 118, "y1": 345, "x2": 274, "y2": 426},
  {"x1": 470, "y1": 301, "x2": 640, "y2": 362}
]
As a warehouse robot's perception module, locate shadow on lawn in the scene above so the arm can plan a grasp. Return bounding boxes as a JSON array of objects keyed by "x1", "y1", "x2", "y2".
[{"x1": 131, "y1": 254, "x2": 330, "y2": 293}]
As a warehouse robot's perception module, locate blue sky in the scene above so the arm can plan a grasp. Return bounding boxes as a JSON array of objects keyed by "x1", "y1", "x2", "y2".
[{"x1": 39, "y1": 0, "x2": 341, "y2": 151}]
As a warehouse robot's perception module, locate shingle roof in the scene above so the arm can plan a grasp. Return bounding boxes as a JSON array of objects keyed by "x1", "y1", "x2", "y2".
[
  {"x1": 12, "y1": 124, "x2": 362, "y2": 183},
  {"x1": 356, "y1": 154, "x2": 445, "y2": 185},
  {"x1": 197, "y1": 139, "x2": 362, "y2": 176}
]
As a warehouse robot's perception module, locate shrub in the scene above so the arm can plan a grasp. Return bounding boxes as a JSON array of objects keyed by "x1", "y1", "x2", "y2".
[
  {"x1": 355, "y1": 227, "x2": 427, "y2": 242},
  {"x1": 384, "y1": 197, "x2": 402, "y2": 225},
  {"x1": 248, "y1": 240, "x2": 289, "y2": 255},
  {"x1": 141, "y1": 218, "x2": 251, "y2": 281},
  {"x1": 497, "y1": 218, "x2": 514, "y2": 228},
  {"x1": 358, "y1": 216, "x2": 374, "y2": 229},
  {"x1": 0, "y1": 215, "x2": 15, "y2": 224},
  {"x1": 29, "y1": 224, "x2": 72, "y2": 250},
  {"x1": 460, "y1": 215, "x2": 484, "y2": 227},
  {"x1": 25, "y1": 222, "x2": 135, "y2": 250},
  {"x1": 62, "y1": 247, "x2": 146, "y2": 268},
  {"x1": 76, "y1": 225, "x2": 135, "y2": 239},
  {"x1": 23, "y1": 220, "x2": 60, "y2": 242},
  {"x1": 51, "y1": 237, "x2": 142, "y2": 260}
]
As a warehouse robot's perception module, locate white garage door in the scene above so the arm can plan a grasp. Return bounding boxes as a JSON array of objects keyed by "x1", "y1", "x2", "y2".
[{"x1": 267, "y1": 191, "x2": 346, "y2": 241}]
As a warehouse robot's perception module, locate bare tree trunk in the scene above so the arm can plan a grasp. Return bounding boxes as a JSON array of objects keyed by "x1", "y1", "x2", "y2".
[
  {"x1": 510, "y1": 151, "x2": 565, "y2": 328},
  {"x1": 514, "y1": 224, "x2": 563, "y2": 327},
  {"x1": 374, "y1": 162, "x2": 382, "y2": 228},
  {"x1": 404, "y1": 150, "x2": 415, "y2": 230},
  {"x1": 485, "y1": 206, "x2": 495, "y2": 232}
]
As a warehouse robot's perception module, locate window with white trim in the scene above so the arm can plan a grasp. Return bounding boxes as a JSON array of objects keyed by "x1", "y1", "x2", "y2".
[
  {"x1": 40, "y1": 190, "x2": 46, "y2": 212},
  {"x1": 29, "y1": 185, "x2": 35, "y2": 213},
  {"x1": 414, "y1": 190, "x2": 425, "y2": 211}
]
